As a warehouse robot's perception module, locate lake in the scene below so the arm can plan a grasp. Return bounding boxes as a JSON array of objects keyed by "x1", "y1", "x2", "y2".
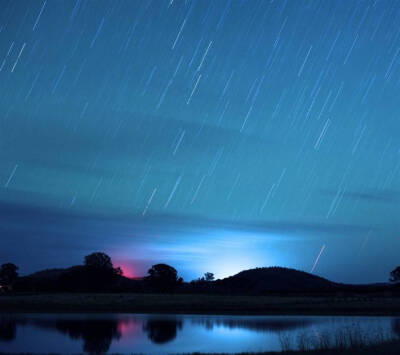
[{"x1": 0, "y1": 313, "x2": 399, "y2": 354}]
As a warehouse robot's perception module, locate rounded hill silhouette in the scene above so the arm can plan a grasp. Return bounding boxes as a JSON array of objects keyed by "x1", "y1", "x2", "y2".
[{"x1": 214, "y1": 267, "x2": 338, "y2": 293}]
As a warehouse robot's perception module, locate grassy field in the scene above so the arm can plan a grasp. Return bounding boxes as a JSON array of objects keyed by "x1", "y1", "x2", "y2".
[{"x1": 1, "y1": 292, "x2": 400, "y2": 314}]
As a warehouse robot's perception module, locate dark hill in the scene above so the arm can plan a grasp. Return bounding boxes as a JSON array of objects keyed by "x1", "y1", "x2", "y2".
[
  {"x1": 213, "y1": 267, "x2": 339, "y2": 294},
  {"x1": 27, "y1": 268, "x2": 66, "y2": 280},
  {"x1": 15, "y1": 265, "x2": 393, "y2": 295},
  {"x1": 15, "y1": 265, "x2": 139, "y2": 292}
]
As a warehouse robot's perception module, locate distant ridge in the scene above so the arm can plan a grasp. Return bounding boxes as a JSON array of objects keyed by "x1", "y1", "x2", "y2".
[
  {"x1": 214, "y1": 267, "x2": 339, "y2": 293},
  {"x1": 27, "y1": 268, "x2": 66, "y2": 280},
  {"x1": 17, "y1": 265, "x2": 393, "y2": 294}
]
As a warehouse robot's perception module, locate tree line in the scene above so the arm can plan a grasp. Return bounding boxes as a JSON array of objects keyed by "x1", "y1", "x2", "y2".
[
  {"x1": 0, "y1": 252, "x2": 214, "y2": 293},
  {"x1": 2, "y1": 252, "x2": 400, "y2": 294}
]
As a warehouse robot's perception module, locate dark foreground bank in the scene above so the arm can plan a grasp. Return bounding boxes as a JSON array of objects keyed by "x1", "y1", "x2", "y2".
[
  {"x1": 1, "y1": 293, "x2": 400, "y2": 315},
  {"x1": 190, "y1": 340, "x2": 400, "y2": 354},
  {"x1": 1, "y1": 340, "x2": 400, "y2": 354},
  {"x1": 194, "y1": 340, "x2": 400, "y2": 354}
]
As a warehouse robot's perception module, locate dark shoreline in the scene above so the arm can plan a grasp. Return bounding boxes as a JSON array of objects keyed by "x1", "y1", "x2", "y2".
[
  {"x1": 1, "y1": 293, "x2": 400, "y2": 316},
  {"x1": 2, "y1": 343, "x2": 400, "y2": 355}
]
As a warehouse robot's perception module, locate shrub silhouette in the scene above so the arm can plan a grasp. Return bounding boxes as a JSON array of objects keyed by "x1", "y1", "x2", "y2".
[
  {"x1": 390, "y1": 266, "x2": 400, "y2": 283},
  {"x1": 204, "y1": 272, "x2": 215, "y2": 281}
]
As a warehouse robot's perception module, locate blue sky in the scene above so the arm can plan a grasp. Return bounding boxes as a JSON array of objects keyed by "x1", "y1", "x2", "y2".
[{"x1": 1, "y1": 0, "x2": 400, "y2": 283}]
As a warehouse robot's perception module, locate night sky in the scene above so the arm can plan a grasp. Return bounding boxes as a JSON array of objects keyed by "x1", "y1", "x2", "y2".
[{"x1": 1, "y1": 0, "x2": 399, "y2": 283}]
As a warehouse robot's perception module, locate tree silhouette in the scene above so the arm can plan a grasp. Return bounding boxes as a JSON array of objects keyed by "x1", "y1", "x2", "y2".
[
  {"x1": 147, "y1": 264, "x2": 182, "y2": 292},
  {"x1": 390, "y1": 266, "x2": 400, "y2": 283},
  {"x1": 84, "y1": 252, "x2": 114, "y2": 270},
  {"x1": 0, "y1": 263, "x2": 18, "y2": 289},
  {"x1": 52, "y1": 253, "x2": 124, "y2": 292},
  {"x1": 204, "y1": 272, "x2": 215, "y2": 281}
]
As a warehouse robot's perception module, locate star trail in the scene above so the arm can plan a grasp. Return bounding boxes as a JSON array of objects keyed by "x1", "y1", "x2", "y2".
[{"x1": 1, "y1": 0, "x2": 399, "y2": 283}]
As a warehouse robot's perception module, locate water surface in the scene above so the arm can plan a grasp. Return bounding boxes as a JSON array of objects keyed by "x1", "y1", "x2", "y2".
[{"x1": 0, "y1": 313, "x2": 398, "y2": 354}]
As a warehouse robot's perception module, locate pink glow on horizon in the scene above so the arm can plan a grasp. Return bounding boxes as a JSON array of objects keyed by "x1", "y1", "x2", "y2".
[{"x1": 116, "y1": 262, "x2": 136, "y2": 279}]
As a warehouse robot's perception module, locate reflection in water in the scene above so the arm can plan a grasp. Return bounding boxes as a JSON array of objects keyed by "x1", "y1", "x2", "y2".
[
  {"x1": 0, "y1": 314, "x2": 182, "y2": 353},
  {"x1": 55, "y1": 319, "x2": 121, "y2": 354},
  {"x1": 0, "y1": 313, "x2": 398, "y2": 354},
  {"x1": 143, "y1": 319, "x2": 182, "y2": 344},
  {"x1": 2, "y1": 316, "x2": 123, "y2": 354},
  {"x1": 392, "y1": 318, "x2": 400, "y2": 338},
  {"x1": 0, "y1": 316, "x2": 17, "y2": 341},
  {"x1": 193, "y1": 317, "x2": 318, "y2": 332}
]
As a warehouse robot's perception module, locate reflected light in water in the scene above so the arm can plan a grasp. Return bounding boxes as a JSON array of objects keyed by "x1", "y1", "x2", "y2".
[
  {"x1": 117, "y1": 318, "x2": 141, "y2": 337},
  {"x1": 0, "y1": 313, "x2": 397, "y2": 354}
]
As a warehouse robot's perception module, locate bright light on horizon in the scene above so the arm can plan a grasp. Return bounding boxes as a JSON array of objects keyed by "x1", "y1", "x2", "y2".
[
  {"x1": 201, "y1": 231, "x2": 281, "y2": 279},
  {"x1": 115, "y1": 261, "x2": 136, "y2": 279}
]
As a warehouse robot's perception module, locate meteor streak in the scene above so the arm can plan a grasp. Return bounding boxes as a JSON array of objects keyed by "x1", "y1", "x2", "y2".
[{"x1": 311, "y1": 244, "x2": 326, "y2": 273}]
